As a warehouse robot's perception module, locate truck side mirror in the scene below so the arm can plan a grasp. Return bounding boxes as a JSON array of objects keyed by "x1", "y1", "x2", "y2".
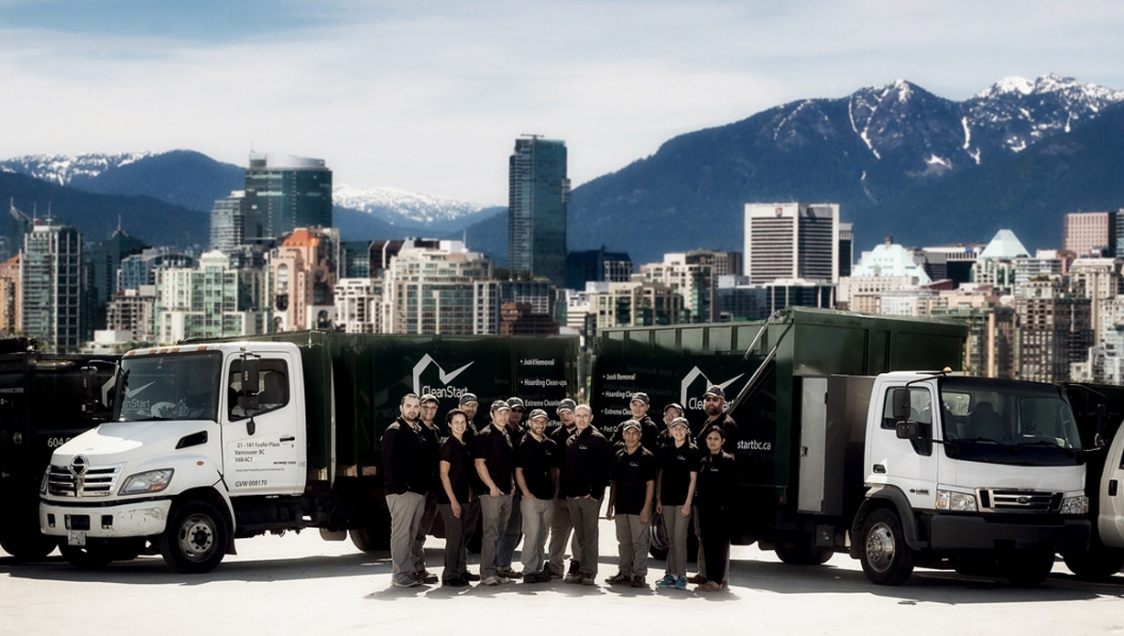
[
  {"x1": 238, "y1": 356, "x2": 260, "y2": 413},
  {"x1": 80, "y1": 366, "x2": 100, "y2": 415},
  {"x1": 896, "y1": 421, "x2": 919, "y2": 440},
  {"x1": 892, "y1": 388, "x2": 911, "y2": 421}
]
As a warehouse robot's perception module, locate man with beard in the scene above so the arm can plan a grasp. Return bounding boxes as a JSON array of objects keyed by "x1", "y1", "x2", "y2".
[
  {"x1": 382, "y1": 393, "x2": 430, "y2": 588},
  {"x1": 611, "y1": 392, "x2": 660, "y2": 453},
  {"x1": 495, "y1": 396, "x2": 527, "y2": 579},
  {"x1": 546, "y1": 398, "x2": 579, "y2": 579},
  {"x1": 475, "y1": 400, "x2": 516, "y2": 586},
  {"x1": 408, "y1": 394, "x2": 441, "y2": 585},
  {"x1": 687, "y1": 385, "x2": 738, "y2": 585}
]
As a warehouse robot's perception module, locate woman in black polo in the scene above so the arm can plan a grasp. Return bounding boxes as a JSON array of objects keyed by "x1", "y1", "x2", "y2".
[
  {"x1": 694, "y1": 424, "x2": 737, "y2": 591},
  {"x1": 437, "y1": 409, "x2": 472, "y2": 587}
]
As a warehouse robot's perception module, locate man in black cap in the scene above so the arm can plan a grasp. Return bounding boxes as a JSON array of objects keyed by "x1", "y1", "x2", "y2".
[
  {"x1": 688, "y1": 385, "x2": 738, "y2": 585},
  {"x1": 612, "y1": 392, "x2": 660, "y2": 453},
  {"x1": 474, "y1": 400, "x2": 515, "y2": 585},
  {"x1": 409, "y1": 393, "x2": 442, "y2": 584},
  {"x1": 605, "y1": 419, "x2": 657, "y2": 588},
  {"x1": 495, "y1": 396, "x2": 527, "y2": 579},
  {"x1": 546, "y1": 398, "x2": 580, "y2": 578},
  {"x1": 457, "y1": 392, "x2": 482, "y2": 581},
  {"x1": 515, "y1": 409, "x2": 558, "y2": 583},
  {"x1": 656, "y1": 402, "x2": 686, "y2": 450}
]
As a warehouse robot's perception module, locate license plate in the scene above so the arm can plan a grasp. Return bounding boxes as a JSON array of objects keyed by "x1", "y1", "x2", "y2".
[{"x1": 67, "y1": 531, "x2": 86, "y2": 547}]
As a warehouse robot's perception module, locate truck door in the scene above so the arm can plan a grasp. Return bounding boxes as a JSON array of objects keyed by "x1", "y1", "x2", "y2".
[
  {"x1": 1098, "y1": 431, "x2": 1124, "y2": 547},
  {"x1": 874, "y1": 385, "x2": 938, "y2": 509},
  {"x1": 222, "y1": 354, "x2": 305, "y2": 496}
]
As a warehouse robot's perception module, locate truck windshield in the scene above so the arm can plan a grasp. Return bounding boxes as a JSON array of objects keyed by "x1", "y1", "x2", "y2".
[
  {"x1": 938, "y1": 377, "x2": 1082, "y2": 466},
  {"x1": 115, "y1": 352, "x2": 222, "y2": 422}
]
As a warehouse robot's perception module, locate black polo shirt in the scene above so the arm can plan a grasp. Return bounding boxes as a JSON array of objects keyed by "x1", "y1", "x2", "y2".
[
  {"x1": 516, "y1": 434, "x2": 559, "y2": 500},
  {"x1": 436, "y1": 436, "x2": 472, "y2": 505},
  {"x1": 694, "y1": 414, "x2": 739, "y2": 455},
  {"x1": 562, "y1": 425, "x2": 612, "y2": 500},
  {"x1": 475, "y1": 423, "x2": 515, "y2": 495},
  {"x1": 611, "y1": 414, "x2": 661, "y2": 453},
  {"x1": 381, "y1": 417, "x2": 429, "y2": 496},
  {"x1": 657, "y1": 442, "x2": 701, "y2": 506},
  {"x1": 610, "y1": 445, "x2": 657, "y2": 515},
  {"x1": 695, "y1": 451, "x2": 738, "y2": 510}
]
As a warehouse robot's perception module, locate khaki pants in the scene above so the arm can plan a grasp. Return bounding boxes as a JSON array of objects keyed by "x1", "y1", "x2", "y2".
[
  {"x1": 614, "y1": 513, "x2": 650, "y2": 578},
  {"x1": 386, "y1": 492, "x2": 426, "y2": 585},
  {"x1": 567, "y1": 496, "x2": 603, "y2": 577},
  {"x1": 479, "y1": 493, "x2": 512, "y2": 579},
  {"x1": 547, "y1": 497, "x2": 580, "y2": 574},
  {"x1": 520, "y1": 496, "x2": 554, "y2": 574}
]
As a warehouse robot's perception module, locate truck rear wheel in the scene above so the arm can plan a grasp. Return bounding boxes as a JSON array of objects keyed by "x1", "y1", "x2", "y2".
[
  {"x1": 350, "y1": 526, "x2": 390, "y2": 552},
  {"x1": 158, "y1": 500, "x2": 228, "y2": 574},
  {"x1": 1063, "y1": 545, "x2": 1124, "y2": 581},
  {"x1": 1000, "y1": 551, "x2": 1054, "y2": 586},
  {"x1": 0, "y1": 528, "x2": 58, "y2": 561},
  {"x1": 774, "y1": 536, "x2": 833, "y2": 565},
  {"x1": 860, "y1": 508, "x2": 914, "y2": 585}
]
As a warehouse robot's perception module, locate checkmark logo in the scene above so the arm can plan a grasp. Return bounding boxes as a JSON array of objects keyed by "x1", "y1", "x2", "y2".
[{"x1": 124, "y1": 381, "x2": 155, "y2": 398}]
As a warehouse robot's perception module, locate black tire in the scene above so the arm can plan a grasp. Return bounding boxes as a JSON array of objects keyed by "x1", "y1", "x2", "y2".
[
  {"x1": 774, "y1": 536, "x2": 834, "y2": 565},
  {"x1": 1064, "y1": 545, "x2": 1124, "y2": 581},
  {"x1": 158, "y1": 500, "x2": 228, "y2": 574},
  {"x1": 859, "y1": 508, "x2": 914, "y2": 586},
  {"x1": 59, "y1": 543, "x2": 114, "y2": 569},
  {"x1": 1001, "y1": 551, "x2": 1055, "y2": 587},
  {"x1": 0, "y1": 529, "x2": 58, "y2": 561},
  {"x1": 350, "y1": 525, "x2": 390, "y2": 553}
]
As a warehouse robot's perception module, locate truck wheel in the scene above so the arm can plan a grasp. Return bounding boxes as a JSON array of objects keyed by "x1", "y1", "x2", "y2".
[
  {"x1": 158, "y1": 500, "x2": 228, "y2": 574},
  {"x1": 0, "y1": 529, "x2": 58, "y2": 561},
  {"x1": 1001, "y1": 551, "x2": 1054, "y2": 587},
  {"x1": 860, "y1": 508, "x2": 914, "y2": 585},
  {"x1": 59, "y1": 544, "x2": 114, "y2": 569},
  {"x1": 350, "y1": 526, "x2": 390, "y2": 553},
  {"x1": 1063, "y1": 546, "x2": 1124, "y2": 581},
  {"x1": 774, "y1": 537, "x2": 833, "y2": 565}
]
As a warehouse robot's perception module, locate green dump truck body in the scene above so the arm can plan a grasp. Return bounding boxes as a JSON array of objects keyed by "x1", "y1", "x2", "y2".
[{"x1": 592, "y1": 307, "x2": 968, "y2": 508}]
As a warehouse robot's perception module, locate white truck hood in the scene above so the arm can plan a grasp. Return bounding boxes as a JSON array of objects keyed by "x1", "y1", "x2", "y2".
[{"x1": 54, "y1": 420, "x2": 215, "y2": 467}]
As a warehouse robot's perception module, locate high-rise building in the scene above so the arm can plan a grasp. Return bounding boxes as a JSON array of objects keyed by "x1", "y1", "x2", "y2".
[
  {"x1": 269, "y1": 228, "x2": 339, "y2": 332},
  {"x1": 1064, "y1": 211, "x2": 1116, "y2": 257},
  {"x1": 210, "y1": 191, "x2": 247, "y2": 253},
  {"x1": 88, "y1": 226, "x2": 148, "y2": 334},
  {"x1": 243, "y1": 153, "x2": 332, "y2": 242},
  {"x1": 473, "y1": 279, "x2": 556, "y2": 334},
  {"x1": 508, "y1": 137, "x2": 569, "y2": 286},
  {"x1": 155, "y1": 251, "x2": 268, "y2": 344},
  {"x1": 334, "y1": 278, "x2": 382, "y2": 334},
  {"x1": 0, "y1": 254, "x2": 19, "y2": 334},
  {"x1": 118, "y1": 248, "x2": 196, "y2": 292},
  {"x1": 105, "y1": 285, "x2": 158, "y2": 345},
  {"x1": 743, "y1": 203, "x2": 840, "y2": 285},
  {"x1": 20, "y1": 222, "x2": 83, "y2": 352},
  {"x1": 565, "y1": 247, "x2": 632, "y2": 290},
  {"x1": 384, "y1": 240, "x2": 492, "y2": 335},
  {"x1": 1015, "y1": 278, "x2": 1093, "y2": 383}
]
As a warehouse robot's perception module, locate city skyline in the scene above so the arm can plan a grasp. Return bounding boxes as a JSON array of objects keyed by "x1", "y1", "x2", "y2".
[{"x1": 2, "y1": 1, "x2": 1122, "y2": 205}]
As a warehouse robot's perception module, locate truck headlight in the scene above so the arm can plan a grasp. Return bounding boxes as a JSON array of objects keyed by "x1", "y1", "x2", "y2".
[
  {"x1": 1060, "y1": 495, "x2": 1089, "y2": 515},
  {"x1": 936, "y1": 489, "x2": 978, "y2": 511},
  {"x1": 119, "y1": 469, "x2": 174, "y2": 495}
]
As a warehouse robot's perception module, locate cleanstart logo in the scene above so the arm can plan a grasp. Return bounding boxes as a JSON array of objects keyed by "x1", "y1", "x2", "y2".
[
  {"x1": 681, "y1": 366, "x2": 744, "y2": 411},
  {"x1": 413, "y1": 354, "x2": 474, "y2": 399}
]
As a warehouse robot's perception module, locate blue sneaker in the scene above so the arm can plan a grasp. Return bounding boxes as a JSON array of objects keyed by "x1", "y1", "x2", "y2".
[
  {"x1": 674, "y1": 576, "x2": 688, "y2": 590},
  {"x1": 656, "y1": 574, "x2": 676, "y2": 587}
]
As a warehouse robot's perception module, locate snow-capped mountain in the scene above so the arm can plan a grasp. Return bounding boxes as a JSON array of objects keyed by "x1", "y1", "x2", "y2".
[
  {"x1": 0, "y1": 152, "x2": 156, "y2": 186},
  {"x1": 332, "y1": 185, "x2": 499, "y2": 229}
]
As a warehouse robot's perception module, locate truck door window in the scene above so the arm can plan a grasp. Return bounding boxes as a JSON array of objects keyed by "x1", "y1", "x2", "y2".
[
  {"x1": 229, "y1": 359, "x2": 289, "y2": 420},
  {"x1": 882, "y1": 387, "x2": 933, "y2": 456}
]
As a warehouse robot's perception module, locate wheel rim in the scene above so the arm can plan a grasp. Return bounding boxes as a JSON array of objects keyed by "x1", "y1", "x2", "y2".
[
  {"x1": 177, "y1": 514, "x2": 216, "y2": 562},
  {"x1": 865, "y1": 522, "x2": 897, "y2": 573}
]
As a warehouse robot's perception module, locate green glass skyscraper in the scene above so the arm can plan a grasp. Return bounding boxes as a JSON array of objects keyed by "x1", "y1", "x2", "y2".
[
  {"x1": 243, "y1": 153, "x2": 332, "y2": 242},
  {"x1": 508, "y1": 136, "x2": 569, "y2": 286}
]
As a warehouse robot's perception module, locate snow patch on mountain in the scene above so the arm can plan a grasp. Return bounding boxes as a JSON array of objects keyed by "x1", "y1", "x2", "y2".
[
  {"x1": 0, "y1": 152, "x2": 156, "y2": 185},
  {"x1": 333, "y1": 185, "x2": 497, "y2": 226}
]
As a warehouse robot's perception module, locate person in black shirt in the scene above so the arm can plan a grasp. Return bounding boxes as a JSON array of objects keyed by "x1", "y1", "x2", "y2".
[
  {"x1": 546, "y1": 398, "x2": 580, "y2": 579},
  {"x1": 382, "y1": 393, "x2": 429, "y2": 588},
  {"x1": 474, "y1": 400, "x2": 515, "y2": 586},
  {"x1": 695, "y1": 425, "x2": 738, "y2": 592},
  {"x1": 656, "y1": 403, "x2": 685, "y2": 450},
  {"x1": 611, "y1": 392, "x2": 660, "y2": 453},
  {"x1": 563, "y1": 404, "x2": 612, "y2": 586},
  {"x1": 456, "y1": 392, "x2": 482, "y2": 582},
  {"x1": 689, "y1": 384, "x2": 739, "y2": 585},
  {"x1": 410, "y1": 393, "x2": 441, "y2": 585},
  {"x1": 655, "y1": 416, "x2": 699, "y2": 589},
  {"x1": 606, "y1": 420, "x2": 657, "y2": 588},
  {"x1": 437, "y1": 408, "x2": 472, "y2": 587},
  {"x1": 495, "y1": 396, "x2": 527, "y2": 578},
  {"x1": 515, "y1": 409, "x2": 558, "y2": 583}
]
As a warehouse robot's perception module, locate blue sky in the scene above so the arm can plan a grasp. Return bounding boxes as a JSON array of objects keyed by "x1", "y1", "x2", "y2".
[{"x1": 2, "y1": 0, "x2": 1123, "y2": 205}]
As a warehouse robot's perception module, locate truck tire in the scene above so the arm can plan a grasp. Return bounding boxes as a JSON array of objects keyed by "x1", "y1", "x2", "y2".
[
  {"x1": 158, "y1": 500, "x2": 228, "y2": 574},
  {"x1": 774, "y1": 537, "x2": 833, "y2": 565},
  {"x1": 0, "y1": 529, "x2": 58, "y2": 561},
  {"x1": 350, "y1": 525, "x2": 390, "y2": 553},
  {"x1": 59, "y1": 544, "x2": 115, "y2": 569},
  {"x1": 1063, "y1": 545, "x2": 1124, "y2": 581},
  {"x1": 860, "y1": 508, "x2": 914, "y2": 585},
  {"x1": 1000, "y1": 551, "x2": 1054, "y2": 587}
]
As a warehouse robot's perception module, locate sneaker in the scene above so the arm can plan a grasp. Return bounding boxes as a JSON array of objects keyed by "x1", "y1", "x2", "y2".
[
  {"x1": 674, "y1": 576, "x2": 688, "y2": 590},
  {"x1": 687, "y1": 573, "x2": 707, "y2": 584},
  {"x1": 442, "y1": 578, "x2": 468, "y2": 587},
  {"x1": 698, "y1": 580, "x2": 722, "y2": 592},
  {"x1": 463, "y1": 572, "x2": 480, "y2": 582},
  {"x1": 535, "y1": 570, "x2": 553, "y2": 583},
  {"x1": 605, "y1": 572, "x2": 631, "y2": 584},
  {"x1": 567, "y1": 560, "x2": 581, "y2": 576},
  {"x1": 391, "y1": 577, "x2": 420, "y2": 588},
  {"x1": 581, "y1": 573, "x2": 596, "y2": 586},
  {"x1": 497, "y1": 567, "x2": 521, "y2": 579},
  {"x1": 564, "y1": 572, "x2": 584, "y2": 584},
  {"x1": 481, "y1": 576, "x2": 501, "y2": 586},
  {"x1": 656, "y1": 574, "x2": 676, "y2": 588},
  {"x1": 413, "y1": 571, "x2": 438, "y2": 584},
  {"x1": 630, "y1": 575, "x2": 647, "y2": 588}
]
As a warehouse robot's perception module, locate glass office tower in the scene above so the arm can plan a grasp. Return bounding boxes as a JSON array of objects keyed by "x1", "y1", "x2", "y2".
[
  {"x1": 508, "y1": 137, "x2": 569, "y2": 287},
  {"x1": 243, "y1": 153, "x2": 333, "y2": 242}
]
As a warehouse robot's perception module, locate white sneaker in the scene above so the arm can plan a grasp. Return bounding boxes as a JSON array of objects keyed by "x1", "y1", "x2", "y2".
[{"x1": 481, "y1": 576, "x2": 501, "y2": 586}]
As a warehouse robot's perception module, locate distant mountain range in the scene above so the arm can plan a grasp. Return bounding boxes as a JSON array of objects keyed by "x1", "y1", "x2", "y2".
[{"x1": 3, "y1": 74, "x2": 1123, "y2": 266}]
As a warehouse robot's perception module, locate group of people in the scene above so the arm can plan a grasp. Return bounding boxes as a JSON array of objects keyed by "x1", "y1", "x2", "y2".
[{"x1": 380, "y1": 384, "x2": 740, "y2": 593}]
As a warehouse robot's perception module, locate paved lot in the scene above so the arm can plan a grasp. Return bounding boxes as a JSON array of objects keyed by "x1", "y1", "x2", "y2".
[{"x1": 4, "y1": 519, "x2": 1124, "y2": 636}]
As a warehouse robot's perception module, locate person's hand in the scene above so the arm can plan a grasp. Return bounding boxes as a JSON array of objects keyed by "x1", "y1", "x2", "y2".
[{"x1": 451, "y1": 501, "x2": 462, "y2": 518}]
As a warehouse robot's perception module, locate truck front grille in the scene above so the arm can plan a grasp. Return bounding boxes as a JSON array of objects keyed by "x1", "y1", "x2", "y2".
[
  {"x1": 47, "y1": 463, "x2": 124, "y2": 498},
  {"x1": 978, "y1": 489, "x2": 1060, "y2": 513}
]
